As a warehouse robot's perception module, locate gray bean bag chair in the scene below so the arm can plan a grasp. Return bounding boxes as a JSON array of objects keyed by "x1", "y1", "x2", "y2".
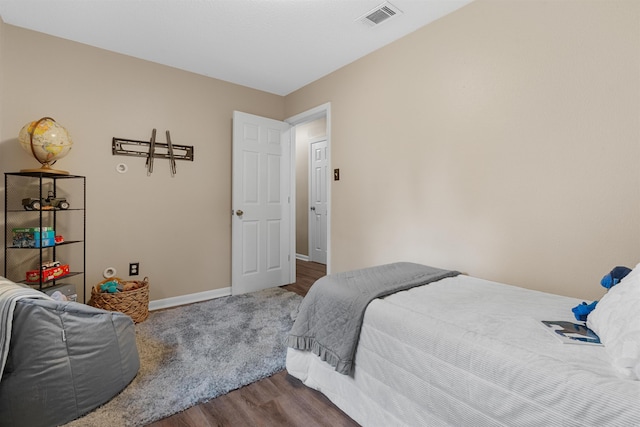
[{"x1": 0, "y1": 279, "x2": 139, "y2": 427}]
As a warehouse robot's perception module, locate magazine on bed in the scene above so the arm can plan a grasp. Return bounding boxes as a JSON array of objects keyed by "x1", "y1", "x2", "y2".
[{"x1": 540, "y1": 320, "x2": 602, "y2": 345}]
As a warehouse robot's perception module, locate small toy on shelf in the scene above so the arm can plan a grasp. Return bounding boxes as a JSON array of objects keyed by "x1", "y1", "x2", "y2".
[
  {"x1": 26, "y1": 263, "x2": 70, "y2": 282},
  {"x1": 22, "y1": 190, "x2": 70, "y2": 211},
  {"x1": 50, "y1": 291, "x2": 69, "y2": 301},
  {"x1": 41, "y1": 260, "x2": 62, "y2": 270},
  {"x1": 12, "y1": 227, "x2": 55, "y2": 248}
]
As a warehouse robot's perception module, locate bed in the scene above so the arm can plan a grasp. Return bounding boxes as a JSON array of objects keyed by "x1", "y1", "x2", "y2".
[{"x1": 286, "y1": 263, "x2": 640, "y2": 427}]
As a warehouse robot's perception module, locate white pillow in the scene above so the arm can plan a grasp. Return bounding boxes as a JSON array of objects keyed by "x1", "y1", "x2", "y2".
[{"x1": 587, "y1": 262, "x2": 640, "y2": 380}]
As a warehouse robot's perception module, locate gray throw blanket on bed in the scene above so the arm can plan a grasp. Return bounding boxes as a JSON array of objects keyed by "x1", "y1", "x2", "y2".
[{"x1": 287, "y1": 262, "x2": 460, "y2": 375}]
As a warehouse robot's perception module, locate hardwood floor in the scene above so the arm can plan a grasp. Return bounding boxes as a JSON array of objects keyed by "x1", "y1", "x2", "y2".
[
  {"x1": 281, "y1": 259, "x2": 326, "y2": 297},
  {"x1": 148, "y1": 260, "x2": 360, "y2": 427}
]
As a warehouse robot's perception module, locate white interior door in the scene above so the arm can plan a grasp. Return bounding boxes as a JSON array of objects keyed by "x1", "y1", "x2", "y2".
[
  {"x1": 232, "y1": 111, "x2": 292, "y2": 295},
  {"x1": 309, "y1": 139, "x2": 327, "y2": 264}
]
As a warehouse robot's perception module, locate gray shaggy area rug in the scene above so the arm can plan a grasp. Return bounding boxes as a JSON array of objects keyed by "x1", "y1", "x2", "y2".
[{"x1": 65, "y1": 287, "x2": 302, "y2": 427}]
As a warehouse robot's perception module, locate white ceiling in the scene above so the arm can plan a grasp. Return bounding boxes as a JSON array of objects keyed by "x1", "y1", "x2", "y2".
[{"x1": 0, "y1": 0, "x2": 472, "y2": 96}]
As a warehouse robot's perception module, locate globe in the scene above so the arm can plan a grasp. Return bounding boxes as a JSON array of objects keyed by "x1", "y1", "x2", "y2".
[{"x1": 18, "y1": 117, "x2": 73, "y2": 175}]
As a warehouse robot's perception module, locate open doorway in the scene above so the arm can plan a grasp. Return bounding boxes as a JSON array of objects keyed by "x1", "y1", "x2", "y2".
[
  {"x1": 286, "y1": 103, "x2": 331, "y2": 272},
  {"x1": 296, "y1": 126, "x2": 327, "y2": 265}
]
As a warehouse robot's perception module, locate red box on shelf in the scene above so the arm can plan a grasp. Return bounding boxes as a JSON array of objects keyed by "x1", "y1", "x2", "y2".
[{"x1": 26, "y1": 264, "x2": 70, "y2": 283}]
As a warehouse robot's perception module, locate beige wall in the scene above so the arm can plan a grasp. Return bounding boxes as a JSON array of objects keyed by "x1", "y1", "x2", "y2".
[
  {"x1": 0, "y1": 21, "x2": 285, "y2": 301},
  {"x1": 295, "y1": 118, "x2": 327, "y2": 258},
  {"x1": 2, "y1": 0, "x2": 639, "y2": 303},
  {"x1": 285, "y1": 0, "x2": 640, "y2": 300}
]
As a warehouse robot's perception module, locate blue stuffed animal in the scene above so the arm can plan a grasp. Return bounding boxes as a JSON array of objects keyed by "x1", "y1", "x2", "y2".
[
  {"x1": 600, "y1": 266, "x2": 632, "y2": 289},
  {"x1": 571, "y1": 266, "x2": 632, "y2": 321},
  {"x1": 100, "y1": 280, "x2": 122, "y2": 293}
]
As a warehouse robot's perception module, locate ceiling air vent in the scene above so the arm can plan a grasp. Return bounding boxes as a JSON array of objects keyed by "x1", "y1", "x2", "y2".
[{"x1": 358, "y1": 2, "x2": 403, "y2": 27}]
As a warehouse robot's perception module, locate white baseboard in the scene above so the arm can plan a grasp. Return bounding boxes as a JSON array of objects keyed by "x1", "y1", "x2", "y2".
[
  {"x1": 149, "y1": 286, "x2": 231, "y2": 311},
  {"x1": 296, "y1": 253, "x2": 309, "y2": 261}
]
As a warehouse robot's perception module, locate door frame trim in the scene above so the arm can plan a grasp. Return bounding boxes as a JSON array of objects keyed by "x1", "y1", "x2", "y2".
[{"x1": 285, "y1": 102, "x2": 332, "y2": 278}]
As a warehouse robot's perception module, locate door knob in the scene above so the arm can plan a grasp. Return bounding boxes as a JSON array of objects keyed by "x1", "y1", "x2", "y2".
[
  {"x1": 310, "y1": 206, "x2": 316, "y2": 211},
  {"x1": 235, "y1": 209, "x2": 244, "y2": 216}
]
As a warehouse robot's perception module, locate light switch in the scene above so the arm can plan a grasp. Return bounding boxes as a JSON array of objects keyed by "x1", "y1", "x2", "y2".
[{"x1": 334, "y1": 168, "x2": 340, "y2": 181}]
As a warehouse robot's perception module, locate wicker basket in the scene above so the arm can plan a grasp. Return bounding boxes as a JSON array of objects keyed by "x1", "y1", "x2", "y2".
[{"x1": 88, "y1": 277, "x2": 149, "y2": 323}]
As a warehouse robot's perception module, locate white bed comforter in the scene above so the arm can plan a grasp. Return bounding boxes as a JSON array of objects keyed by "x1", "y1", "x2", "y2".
[{"x1": 286, "y1": 275, "x2": 640, "y2": 427}]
